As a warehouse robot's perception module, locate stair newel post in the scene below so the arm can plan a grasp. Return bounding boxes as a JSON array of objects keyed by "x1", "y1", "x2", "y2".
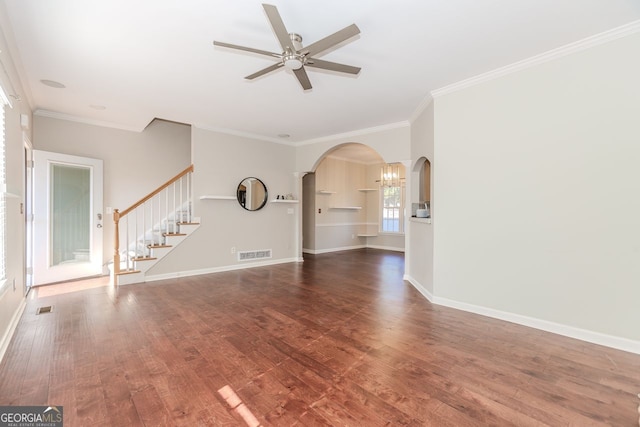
[{"x1": 113, "y1": 209, "x2": 121, "y2": 276}]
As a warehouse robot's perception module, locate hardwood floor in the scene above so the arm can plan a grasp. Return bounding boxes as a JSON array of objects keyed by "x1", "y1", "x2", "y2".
[{"x1": 1, "y1": 249, "x2": 639, "y2": 426}]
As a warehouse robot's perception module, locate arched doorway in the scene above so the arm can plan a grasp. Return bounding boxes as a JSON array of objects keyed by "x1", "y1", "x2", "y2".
[{"x1": 301, "y1": 143, "x2": 406, "y2": 255}]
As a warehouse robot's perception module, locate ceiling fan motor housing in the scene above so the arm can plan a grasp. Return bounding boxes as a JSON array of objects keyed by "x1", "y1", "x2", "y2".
[{"x1": 284, "y1": 33, "x2": 304, "y2": 70}]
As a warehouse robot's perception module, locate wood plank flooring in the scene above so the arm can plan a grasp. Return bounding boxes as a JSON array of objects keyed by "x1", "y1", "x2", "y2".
[{"x1": 1, "y1": 248, "x2": 639, "y2": 426}]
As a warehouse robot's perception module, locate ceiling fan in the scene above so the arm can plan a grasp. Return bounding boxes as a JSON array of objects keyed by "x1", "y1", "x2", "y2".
[{"x1": 213, "y1": 3, "x2": 361, "y2": 90}]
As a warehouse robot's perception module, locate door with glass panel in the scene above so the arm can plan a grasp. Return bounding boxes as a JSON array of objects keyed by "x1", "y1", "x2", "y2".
[{"x1": 33, "y1": 151, "x2": 103, "y2": 285}]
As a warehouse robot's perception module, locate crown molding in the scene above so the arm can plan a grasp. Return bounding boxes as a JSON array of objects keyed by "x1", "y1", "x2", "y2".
[
  {"x1": 298, "y1": 121, "x2": 410, "y2": 146},
  {"x1": 432, "y1": 19, "x2": 640, "y2": 98},
  {"x1": 34, "y1": 109, "x2": 145, "y2": 132},
  {"x1": 193, "y1": 123, "x2": 294, "y2": 146},
  {"x1": 409, "y1": 95, "x2": 433, "y2": 123}
]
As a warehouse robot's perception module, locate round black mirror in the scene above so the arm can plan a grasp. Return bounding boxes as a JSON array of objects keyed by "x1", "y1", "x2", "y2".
[{"x1": 237, "y1": 177, "x2": 268, "y2": 211}]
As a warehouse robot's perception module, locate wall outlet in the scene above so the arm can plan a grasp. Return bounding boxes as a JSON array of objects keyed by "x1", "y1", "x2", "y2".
[
  {"x1": 287, "y1": 208, "x2": 294, "y2": 214},
  {"x1": 231, "y1": 246, "x2": 236, "y2": 254}
]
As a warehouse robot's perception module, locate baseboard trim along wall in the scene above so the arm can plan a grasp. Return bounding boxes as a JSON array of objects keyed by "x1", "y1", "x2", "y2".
[
  {"x1": 404, "y1": 274, "x2": 434, "y2": 302},
  {"x1": 145, "y1": 257, "x2": 302, "y2": 283},
  {"x1": 0, "y1": 297, "x2": 27, "y2": 364},
  {"x1": 302, "y1": 245, "x2": 366, "y2": 255},
  {"x1": 367, "y1": 244, "x2": 405, "y2": 253},
  {"x1": 404, "y1": 275, "x2": 640, "y2": 355}
]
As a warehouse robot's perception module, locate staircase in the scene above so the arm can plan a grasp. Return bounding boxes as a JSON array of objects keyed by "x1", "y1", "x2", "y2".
[{"x1": 112, "y1": 165, "x2": 199, "y2": 285}]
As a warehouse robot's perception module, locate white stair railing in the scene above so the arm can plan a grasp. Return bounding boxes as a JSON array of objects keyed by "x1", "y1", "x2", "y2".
[{"x1": 113, "y1": 165, "x2": 193, "y2": 276}]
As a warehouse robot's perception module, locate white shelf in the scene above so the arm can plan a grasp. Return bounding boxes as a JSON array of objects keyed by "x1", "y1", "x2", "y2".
[
  {"x1": 357, "y1": 233, "x2": 378, "y2": 237},
  {"x1": 358, "y1": 188, "x2": 378, "y2": 192},
  {"x1": 199, "y1": 195, "x2": 236, "y2": 200},
  {"x1": 270, "y1": 199, "x2": 299, "y2": 204},
  {"x1": 410, "y1": 217, "x2": 432, "y2": 224},
  {"x1": 330, "y1": 206, "x2": 362, "y2": 210},
  {"x1": 317, "y1": 190, "x2": 336, "y2": 194}
]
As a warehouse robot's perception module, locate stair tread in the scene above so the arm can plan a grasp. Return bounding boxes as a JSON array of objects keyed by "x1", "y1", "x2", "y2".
[
  {"x1": 163, "y1": 233, "x2": 187, "y2": 237},
  {"x1": 116, "y1": 270, "x2": 141, "y2": 276},
  {"x1": 147, "y1": 244, "x2": 172, "y2": 248},
  {"x1": 132, "y1": 257, "x2": 157, "y2": 262}
]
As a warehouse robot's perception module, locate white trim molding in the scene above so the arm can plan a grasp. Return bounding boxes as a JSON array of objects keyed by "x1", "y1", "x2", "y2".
[
  {"x1": 431, "y1": 296, "x2": 640, "y2": 355},
  {"x1": 144, "y1": 257, "x2": 302, "y2": 283},
  {"x1": 34, "y1": 109, "x2": 145, "y2": 132},
  {"x1": 404, "y1": 274, "x2": 434, "y2": 302},
  {"x1": 404, "y1": 278, "x2": 640, "y2": 355},
  {"x1": 0, "y1": 297, "x2": 26, "y2": 363},
  {"x1": 431, "y1": 19, "x2": 640, "y2": 99},
  {"x1": 298, "y1": 121, "x2": 410, "y2": 146}
]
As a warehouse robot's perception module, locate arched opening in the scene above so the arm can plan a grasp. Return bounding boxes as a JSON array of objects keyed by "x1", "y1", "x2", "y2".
[
  {"x1": 301, "y1": 143, "x2": 405, "y2": 255},
  {"x1": 411, "y1": 156, "x2": 431, "y2": 218}
]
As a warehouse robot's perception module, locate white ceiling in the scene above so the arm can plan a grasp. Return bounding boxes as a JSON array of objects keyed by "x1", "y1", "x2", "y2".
[{"x1": 2, "y1": 0, "x2": 639, "y2": 144}]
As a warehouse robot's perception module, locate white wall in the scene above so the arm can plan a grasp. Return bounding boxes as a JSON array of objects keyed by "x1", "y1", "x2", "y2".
[
  {"x1": 0, "y1": 8, "x2": 32, "y2": 359},
  {"x1": 296, "y1": 125, "x2": 411, "y2": 173},
  {"x1": 33, "y1": 116, "x2": 191, "y2": 266},
  {"x1": 407, "y1": 101, "x2": 434, "y2": 296},
  {"x1": 433, "y1": 32, "x2": 640, "y2": 345},
  {"x1": 147, "y1": 127, "x2": 298, "y2": 276},
  {"x1": 302, "y1": 173, "x2": 315, "y2": 251}
]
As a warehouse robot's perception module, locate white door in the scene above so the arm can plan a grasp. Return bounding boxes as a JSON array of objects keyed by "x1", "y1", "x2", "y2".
[{"x1": 33, "y1": 150, "x2": 103, "y2": 285}]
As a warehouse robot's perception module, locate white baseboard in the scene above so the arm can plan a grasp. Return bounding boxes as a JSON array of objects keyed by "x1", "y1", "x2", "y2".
[
  {"x1": 303, "y1": 245, "x2": 366, "y2": 255},
  {"x1": 403, "y1": 276, "x2": 640, "y2": 355},
  {"x1": 144, "y1": 257, "x2": 302, "y2": 283},
  {"x1": 303, "y1": 244, "x2": 404, "y2": 255},
  {"x1": 403, "y1": 274, "x2": 434, "y2": 302},
  {"x1": 367, "y1": 244, "x2": 405, "y2": 253},
  {"x1": 0, "y1": 297, "x2": 27, "y2": 364}
]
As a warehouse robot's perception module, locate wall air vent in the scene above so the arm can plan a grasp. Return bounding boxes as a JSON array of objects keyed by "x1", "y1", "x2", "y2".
[{"x1": 238, "y1": 249, "x2": 272, "y2": 262}]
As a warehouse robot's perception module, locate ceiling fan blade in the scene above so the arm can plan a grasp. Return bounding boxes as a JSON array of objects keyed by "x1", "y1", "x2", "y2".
[
  {"x1": 213, "y1": 41, "x2": 281, "y2": 58},
  {"x1": 263, "y1": 4, "x2": 295, "y2": 53},
  {"x1": 302, "y1": 24, "x2": 360, "y2": 57},
  {"x1": 305, "y1": 58, "x2": 360, "y2": 75},
  {"x1": 293, "y1": 67, "x2": 312, "y2": 90},
  {"x1": 245, "y1": 62, "x2": 284, "y2": 80}
]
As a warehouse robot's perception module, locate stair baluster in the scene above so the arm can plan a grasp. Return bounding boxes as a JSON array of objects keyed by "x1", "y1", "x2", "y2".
[{"x1": 112, "y1": 164, "x2": 195, "y2": 283}]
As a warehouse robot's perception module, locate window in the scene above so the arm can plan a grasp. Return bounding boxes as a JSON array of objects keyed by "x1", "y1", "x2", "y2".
[{"x1": 380, "y1": 163, "x2": 405, "y2": 233}]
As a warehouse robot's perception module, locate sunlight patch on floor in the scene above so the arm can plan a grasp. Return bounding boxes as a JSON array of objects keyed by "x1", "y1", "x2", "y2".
[
  {"x1": 218, "y1": 385, "x2": 261, "y2": 427},
  {"x1": 35, "y1": 275, "x2": 112, "y2": 298}
]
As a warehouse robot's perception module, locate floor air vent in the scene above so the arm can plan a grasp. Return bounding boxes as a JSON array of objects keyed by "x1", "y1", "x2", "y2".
[
  {"x1": 238, "y1": 249, "x2": 272, "y2": 262},
  {"x1": 36, "y1": 306, "x2": 53, "y2": 315}
]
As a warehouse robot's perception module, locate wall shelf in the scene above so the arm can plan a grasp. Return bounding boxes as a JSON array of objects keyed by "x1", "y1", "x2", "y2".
[
  {"x1": 317, "y1": 190, "x2": 336, "y2": 194},
  {"x1": 330, "y1": 206, "x2": 362, "y2": 210},
  {"x1": 357, "y1": 233, "x2": 378, "y2": 237},
  {"x1": 358, "y1": 188, "x2": 378, "y2": 192},
  {"x1": 199, "y1": 195, "x2": 236, "y2": 200},
  {"x1": 270, "y1": 199, "x2": 299, "y2": 204},
  {"x1": 410, "y1": 217, "x2": 432, "y2": 224}
]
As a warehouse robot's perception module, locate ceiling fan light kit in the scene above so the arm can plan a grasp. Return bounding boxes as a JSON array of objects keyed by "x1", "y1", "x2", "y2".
[{"x1": 213, "y1": 4, "x2": 361, "y2": 90}]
